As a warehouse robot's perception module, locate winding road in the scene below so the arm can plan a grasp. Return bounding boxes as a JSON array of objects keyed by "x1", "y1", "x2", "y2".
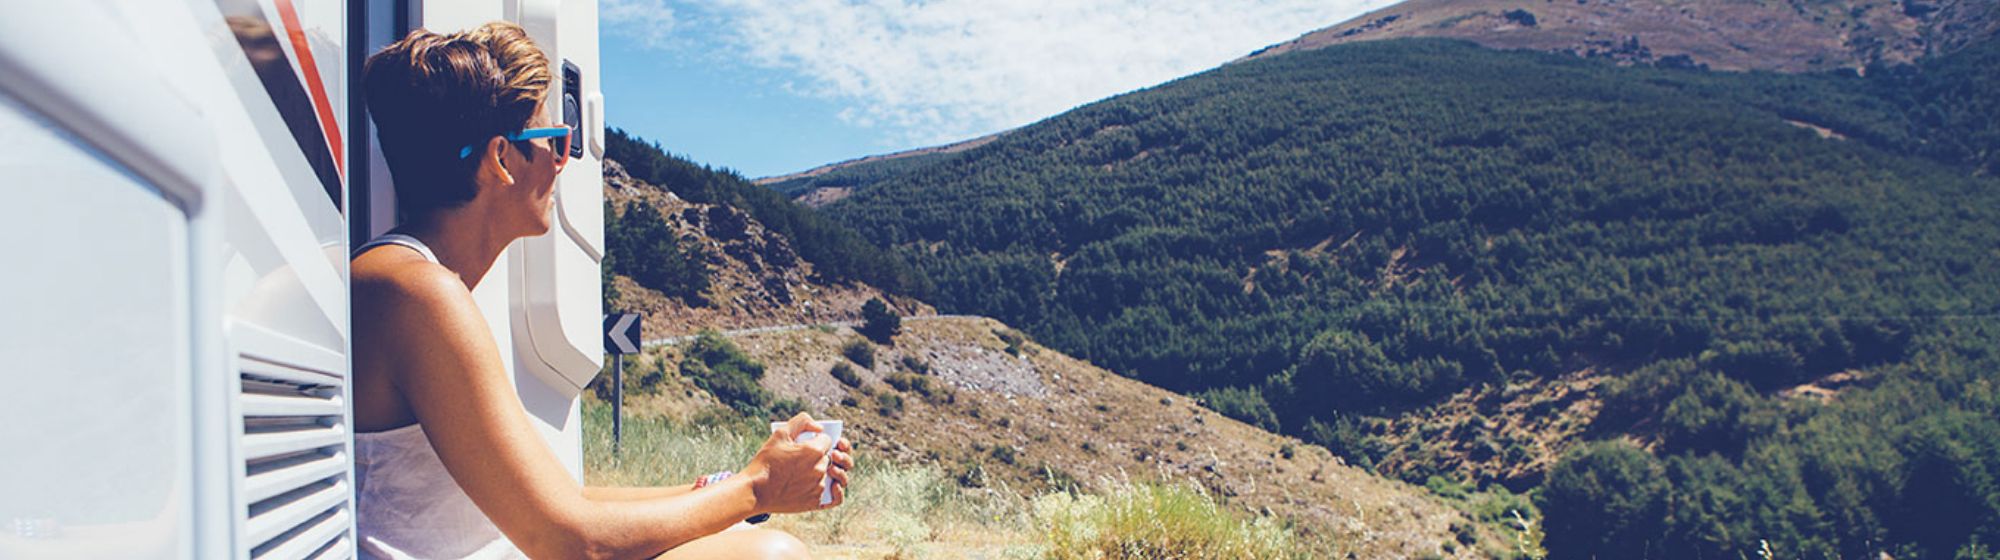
[{"x1": 639, "y1": 315, "x2": 988, "y2": 348}]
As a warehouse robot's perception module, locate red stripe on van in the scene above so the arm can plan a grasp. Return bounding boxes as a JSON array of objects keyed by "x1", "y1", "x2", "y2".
[{"x1": 272, "y1": 0, "x2": 343, "y2": 177}]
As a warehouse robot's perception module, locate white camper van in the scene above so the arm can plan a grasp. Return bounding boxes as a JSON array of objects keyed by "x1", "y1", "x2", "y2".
[{"x1": 0, "y1": 1, "x2": 606, "y2": 558}]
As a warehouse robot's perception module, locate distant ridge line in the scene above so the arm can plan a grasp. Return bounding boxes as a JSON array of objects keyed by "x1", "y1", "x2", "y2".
[{"x1": 754, "y1": 132, "x2": 1006, "y2": 185}]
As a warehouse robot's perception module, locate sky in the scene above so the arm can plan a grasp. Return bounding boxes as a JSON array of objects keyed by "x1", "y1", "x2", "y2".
[{"x1": 599, "y1": 0, "x2": 1398, "y2": 179}]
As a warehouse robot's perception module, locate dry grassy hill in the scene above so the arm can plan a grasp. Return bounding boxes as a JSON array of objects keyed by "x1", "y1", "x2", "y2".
[
  {"x1": 608, "y1": 318, "x2": 1532, "y2": 558},
  {"x1": 1243, "y1": 0, "x2": 1999, "y2": 72}
]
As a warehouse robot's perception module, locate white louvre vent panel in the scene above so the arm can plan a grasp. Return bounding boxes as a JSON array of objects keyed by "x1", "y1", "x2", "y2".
[
  {"x1": 244, "y1": 452, "x2": 349, "y2": 504},
  {"x1": 233, "y1": 324, "x2": 354, "y2": 560}
]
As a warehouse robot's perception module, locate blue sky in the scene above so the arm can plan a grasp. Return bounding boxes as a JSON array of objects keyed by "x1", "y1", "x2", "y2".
[{"x1": 600, "y1": 0, "x2": 1395, "y2": 179}]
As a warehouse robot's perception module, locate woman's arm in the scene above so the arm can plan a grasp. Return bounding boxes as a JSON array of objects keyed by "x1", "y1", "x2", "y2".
[
  {"x1": 583, "y1": 484, "x2": 694, "y2": 502},
  {"x1": 358, "y1": 268, "x2": 842, "y2": 559}
]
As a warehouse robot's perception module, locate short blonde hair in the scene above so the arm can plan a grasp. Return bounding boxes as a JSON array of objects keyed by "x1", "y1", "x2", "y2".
[{"x1": 363, "y1": 21, "x2": 552, "y2": 220}]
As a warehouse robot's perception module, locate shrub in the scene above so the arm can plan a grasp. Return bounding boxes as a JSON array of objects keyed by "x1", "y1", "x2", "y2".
[
  {"x1": 860, "y1": 298, "x2": 901, "y2": 344},
  {"x1": 875, "y1": 392, "x2": 905, "y2": 417},
  {"x1": 990, "y1": 445, "x2": 1018, "y2": 465},
  {"x1": 886, "y1": 371, "x2": 947, "y2": 403},
  {"x1": 883, "y1": 371, "x2": 920, "y2": 392},
  {"x1": 830, "y1": 362, "x2": 863, "y2": 388},
  {"x1": 679, "y1": 332, "x2": 774, "y2": 415},
  {"x1": 995, "y1": 328, "x2": 1027, "y2": 356},
  {"x1": 1502, "y1": 8, "x2": 1536, "y2": 26},
  {"x1": 767, "y1": 398, "x2": 805, "y2": 420},
  {"x1": 900, "y1": 355, "x2": 932, "y2": 375},
  {"x1": 842, "y1": 339, "x2": 876, "y2": 369}
]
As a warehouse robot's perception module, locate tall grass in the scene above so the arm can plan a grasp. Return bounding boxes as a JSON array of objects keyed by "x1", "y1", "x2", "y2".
[
  {"x1": 1034, "y1": 483, "x2": 1303, "y2": 560},
  {"x1": 583, "y1": 400, "x2": 1311, "y2": 558},
  {"x1": 583, "y1": 401, "x2": 763, "y2": 487},
  {"x1": 583, "y1": 401, "x2": 1038, "y2": 558}
]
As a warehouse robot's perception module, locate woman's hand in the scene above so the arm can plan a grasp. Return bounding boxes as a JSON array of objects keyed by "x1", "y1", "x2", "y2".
[
  {"x1": 743, "y1": 413, "x2": 854, "y2": 514},
  {"x1": 828, "y1": 436, "x2": 853, "y2": 506}
]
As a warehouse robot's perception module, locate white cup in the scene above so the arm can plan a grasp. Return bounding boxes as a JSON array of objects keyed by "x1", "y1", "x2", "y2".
[{"x1": 771, "y1": 420, "x2": 843, "y2": 505}]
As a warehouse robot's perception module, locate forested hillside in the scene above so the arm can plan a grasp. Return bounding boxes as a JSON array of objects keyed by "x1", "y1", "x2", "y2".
[{"x1": 813, "y1": 38, "x2": 2000, "y2": 558}]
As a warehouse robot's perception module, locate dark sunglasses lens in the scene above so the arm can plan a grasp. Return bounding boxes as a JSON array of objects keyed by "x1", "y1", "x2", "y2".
[{"x1": 554, "y1": 130, "x2": 573, "y2": 164}]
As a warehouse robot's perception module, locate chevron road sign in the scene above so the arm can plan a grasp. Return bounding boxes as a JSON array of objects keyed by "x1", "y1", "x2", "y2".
[
  {"x1": 603, "y1": 312, "x2": 642, "y2": 451},
  {"x1": 604, "y1": 313, "x2": 641, "y2": 355}
]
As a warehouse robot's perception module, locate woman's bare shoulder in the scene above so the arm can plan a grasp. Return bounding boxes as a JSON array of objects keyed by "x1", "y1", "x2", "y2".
[
  {"x1": 351, "y1": 247, "x2": 467, "y2": 312},
  {"x1": 349, "y1": 246, "x2": 495, "y2": 376}
]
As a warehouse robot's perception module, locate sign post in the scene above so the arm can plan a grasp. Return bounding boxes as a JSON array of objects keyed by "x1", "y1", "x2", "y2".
[{"x1": 603, "y1": 313, "x2": 641, "y2": 453}]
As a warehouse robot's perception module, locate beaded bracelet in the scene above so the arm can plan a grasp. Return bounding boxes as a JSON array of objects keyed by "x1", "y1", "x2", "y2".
[
  {"x1": 691, "y1": 470, "x2": 772, "y2": 524},
  {"x1": 693, "y1": 470, "x2": 733, "y2": 489}
]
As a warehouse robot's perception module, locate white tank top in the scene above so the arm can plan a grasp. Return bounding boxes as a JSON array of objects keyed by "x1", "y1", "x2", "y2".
[{"x1": 351, "y1": 234, "x2": 526, "y2": 560}]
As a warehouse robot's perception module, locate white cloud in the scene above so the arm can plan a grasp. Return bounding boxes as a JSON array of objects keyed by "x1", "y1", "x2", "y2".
[
  {"x1": 600, "y1": 0, "x2": 680, "y2": 49},
  {"x1": 613, "y1": 0, "x2": 1394, "y2": 146}
]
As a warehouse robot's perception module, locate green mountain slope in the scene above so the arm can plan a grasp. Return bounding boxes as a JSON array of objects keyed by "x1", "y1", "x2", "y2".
[{"x1": 815, "y1": 38, "x2": 2000, "y2": 557}]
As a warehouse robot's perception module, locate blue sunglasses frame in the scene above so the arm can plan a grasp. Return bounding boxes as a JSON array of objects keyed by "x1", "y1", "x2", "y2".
[{"x1": 458, "y1": 126, "x2": 574, "y2": 160}]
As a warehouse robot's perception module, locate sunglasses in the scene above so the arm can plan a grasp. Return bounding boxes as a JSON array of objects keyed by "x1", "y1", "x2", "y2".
[{"x1": 458, "y1": 126, "x2": 575, "y2": 165}]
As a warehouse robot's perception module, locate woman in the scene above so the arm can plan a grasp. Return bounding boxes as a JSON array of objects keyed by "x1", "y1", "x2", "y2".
[{"x1": 351, "y1": 23, "x2": 852, "y2": 559}]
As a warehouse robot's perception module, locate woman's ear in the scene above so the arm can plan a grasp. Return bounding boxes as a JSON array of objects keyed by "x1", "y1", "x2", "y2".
[{"x1": 472, "y1": 135, "x2": 515, "y2": 191}]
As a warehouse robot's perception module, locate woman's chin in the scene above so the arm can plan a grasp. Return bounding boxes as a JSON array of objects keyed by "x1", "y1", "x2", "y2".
[{"x1": 528, "y1": 205, "x2": 555, "y2": 235}]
